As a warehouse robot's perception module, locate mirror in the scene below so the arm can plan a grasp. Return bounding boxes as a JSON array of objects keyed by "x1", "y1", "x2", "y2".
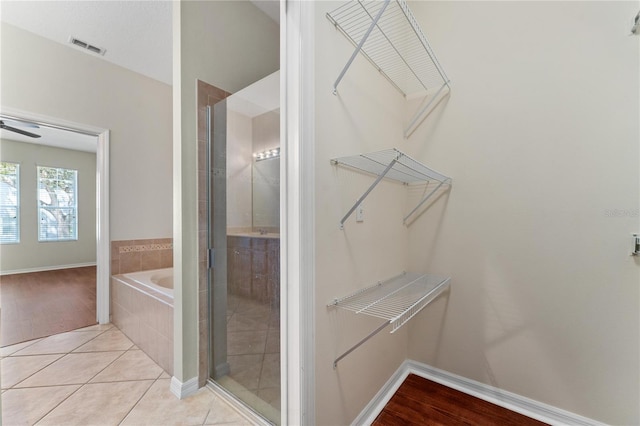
[
  {"x1": 252, "y1": 110, "x2": 279, "y2": 231},
  {"x1": 225, "y1": 71, "x2": 280, "y2": 236}
]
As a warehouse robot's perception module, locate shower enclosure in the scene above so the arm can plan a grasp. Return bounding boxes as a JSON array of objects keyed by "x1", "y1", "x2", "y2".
[{"x1": 207, "y1": 71, "x2": 281, "y2": 424}]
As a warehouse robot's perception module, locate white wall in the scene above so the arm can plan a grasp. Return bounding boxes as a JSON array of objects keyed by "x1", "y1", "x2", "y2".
[
  {"x1": 0, "y1": 23, "x2": 173, "y2": 241},
  {"x1": 404, "y1": 2, "x2": 640, "y2": 425},
  {"x1": 226, "y1": 110, "x2": 253, "y2": 230},
  {"x1": 0, "y1": 139, "x2": 96, "y2": 272},
  {"x1": 174, "y1": 0, "x2": 279, "y2": 383}
]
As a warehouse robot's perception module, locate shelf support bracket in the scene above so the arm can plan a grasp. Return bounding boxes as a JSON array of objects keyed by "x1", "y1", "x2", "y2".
[
  {"x1": 333, "y1": 320, "x2": 390, "y2": 369},
  {"x1": 332, "y1": 0, "x2": 391, "y2": 95},
  {"x1": 404, "y1": 83, "x2": 450, "y2": 138},
  {"x1": 337, "y1": 157, "x2": 398, "y2": 229},
  {"x1": 403, "y1": 178, "x2": 451, "y2": 224}
]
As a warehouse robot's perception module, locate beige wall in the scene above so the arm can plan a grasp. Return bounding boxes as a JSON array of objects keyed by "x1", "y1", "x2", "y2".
[
  {"x1": 0, "y1": 139, "x2": 96, "y2": 272},
  {"x1": 404, "y1": 2, "x2": 639, "y2": 425},
  {"x1": 313, "y1": 2, "x2": 413, "y2": 423},
  {"x1": 0, "y1": 23, "x2": 173, "y2": 241},
  {"x1": 174, "y1": 0, "x2": 278, "y2": 383},
  {"x1": 313, "y1": 1, "x2": 639, "y2": 424}
]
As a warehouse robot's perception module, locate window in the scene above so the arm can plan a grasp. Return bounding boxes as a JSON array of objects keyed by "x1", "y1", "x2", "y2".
[
  {"x1": 38, "y1": 166, "x2": 78, "y2": 242},
  {"x1": 0, "y1": 162, "x2": 20, "y2": 244}
]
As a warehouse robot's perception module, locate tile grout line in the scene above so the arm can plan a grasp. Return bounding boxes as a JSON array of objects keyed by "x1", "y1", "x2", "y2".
[
  {"x1": 27, "y1": 329, "x2": 124, "y2": 425},
  {"x1": 30, "y1": 334, "x2": 164, "y2": 425},
  {"x1": 5, "y1": 353, "x2": 65, "y2": 391},
  {"x1": 117, "y1": 372, "x2": 165, "y2": 425},
  {"x1": 11, "y1": 328, "x2": 122, "y2": 391},
  {"x1": 0, "y1": 336, "x2": 43, "y2": 357}
]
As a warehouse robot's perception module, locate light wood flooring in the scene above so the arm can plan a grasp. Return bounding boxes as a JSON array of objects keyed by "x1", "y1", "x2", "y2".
[
  {"x1": 373, "y1": 374, "x2": 548, "y2": 426},
  {"x1": 0, "y1": 267, "x2": 97, "y2": 347}
]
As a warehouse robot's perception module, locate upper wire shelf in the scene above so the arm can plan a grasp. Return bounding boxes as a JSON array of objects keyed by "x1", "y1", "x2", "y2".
[
  {"x1": 327, "y1": 0, "x2": 450, "y2": 98},
  {"x1": 331, "y1": 148, "x2": 452, "y2": 228},
  {"x1": 329, "y1": 272, "x2": 450, "y2": 367}
]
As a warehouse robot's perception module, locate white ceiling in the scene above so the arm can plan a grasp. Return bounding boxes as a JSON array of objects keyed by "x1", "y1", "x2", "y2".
[
  {"x1": 0, "y1": 0, "x2": 279, "y2": 153},
  {"x1": 1, "y1": 0, "x2": 174, "y2": 85}
]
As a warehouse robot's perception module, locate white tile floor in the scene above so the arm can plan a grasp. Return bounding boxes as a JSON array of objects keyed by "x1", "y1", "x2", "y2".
[{"x1": 1, "y1": 324, "x2": 255, "y2": 425}]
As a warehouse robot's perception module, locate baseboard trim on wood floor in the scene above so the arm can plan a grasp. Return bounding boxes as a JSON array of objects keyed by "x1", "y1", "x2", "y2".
[
  {"x1": 353, "y1": 359, "x2": 605, "y2": 426},
  {"x1": 0, "y1": 262, "x2": 97, "y2": 276}
]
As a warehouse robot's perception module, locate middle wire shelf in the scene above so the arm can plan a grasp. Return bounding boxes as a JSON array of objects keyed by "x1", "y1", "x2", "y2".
[
  {"x1": 331, "y1": 148, "x2": 452, "y2": 228},
  {"x1": 329, "y1": 272, "x2": 451, "y2": 367}
]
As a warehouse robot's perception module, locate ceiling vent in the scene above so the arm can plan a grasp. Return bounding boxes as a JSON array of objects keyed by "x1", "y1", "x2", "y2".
[{"x1": 68, "y1": 36, "x2": 106, "y2": 56}]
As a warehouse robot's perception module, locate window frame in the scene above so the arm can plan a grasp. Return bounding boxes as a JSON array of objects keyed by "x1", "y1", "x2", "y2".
[
  {"x1": 0, "y1": 161, "x2": 21, "y2": 244},
  {"x1": 37, "y1": 165, "x2": 79, "y2": 242}
]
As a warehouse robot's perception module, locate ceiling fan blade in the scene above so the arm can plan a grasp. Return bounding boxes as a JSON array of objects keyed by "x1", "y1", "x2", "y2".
[
  {"x1": 0, "y1": 121, "x2": 42, "y2": 138},
  {"x1": 1, "y1": 119, "x2": 40, "y2": 129}
]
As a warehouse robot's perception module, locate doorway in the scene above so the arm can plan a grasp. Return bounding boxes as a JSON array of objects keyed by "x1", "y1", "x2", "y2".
[{"x1": 0, "y1": 108, "x2": 110, "y2": 347}]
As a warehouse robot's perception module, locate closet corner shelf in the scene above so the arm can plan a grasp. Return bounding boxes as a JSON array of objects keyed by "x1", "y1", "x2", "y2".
[
  {"x1": 331, "y1": 148, "x2": 452, "y2": 228},
  {"x1": 327, "y1": 0, "x2": 451, "y2": 136},
  {"x1": 329, "y1": 272, "x2": 450, "y2": 368}
]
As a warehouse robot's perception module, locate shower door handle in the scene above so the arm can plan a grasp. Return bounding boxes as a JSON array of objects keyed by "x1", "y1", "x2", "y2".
[{"x1": 208, "y1": 248, "x2": 215, "y2": 268}]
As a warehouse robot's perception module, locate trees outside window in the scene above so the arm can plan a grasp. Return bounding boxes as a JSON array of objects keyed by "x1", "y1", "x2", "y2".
[
  {"x1": 38, "y1": 166, "x2": 78, "y2": 242},
  {"x1": 0, "y1": 161, "x2": 20, "y2": 244}
]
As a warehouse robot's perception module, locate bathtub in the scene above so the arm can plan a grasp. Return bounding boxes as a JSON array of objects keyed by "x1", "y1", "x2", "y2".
[
  {"x1": 122, "y1": 267, "x2": 173, "y2": 299},
  {"x1": 111, "y1": 268, "x2": 174, "y2": 374}
]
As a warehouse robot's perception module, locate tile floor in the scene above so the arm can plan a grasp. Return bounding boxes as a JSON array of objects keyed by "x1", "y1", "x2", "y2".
[
  {"x1": 1, "y1": 323, "x2": 255, "y2": 425},
  {"x1": 224, "y1": 293, "x2": 280, "y2": 416}
]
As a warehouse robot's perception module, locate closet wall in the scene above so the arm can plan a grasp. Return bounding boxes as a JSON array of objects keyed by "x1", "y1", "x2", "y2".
[
  {"x1": 313, "y1": 1, "x2": 448, "y2": 424},
  {"x1": 313, "y1": 1, "x2": 639, "y2": 425},
  {"x1": 405, "y1": 2, "x2": 639, "y2": 425}
]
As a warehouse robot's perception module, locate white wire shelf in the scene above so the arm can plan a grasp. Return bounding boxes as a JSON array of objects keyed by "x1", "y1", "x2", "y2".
[
  {"x1": 329, "y1": 272, "x2": 450, "y2": 367},
  {"x1": 331, "y1": 148, "x2": 452, "y2": 228},
  {"x1": 327, "y1": 0, "x2": 449, "y2": 97},
  {"x1": 327, "y1": 0, "x2": 451, "y2": 137}
]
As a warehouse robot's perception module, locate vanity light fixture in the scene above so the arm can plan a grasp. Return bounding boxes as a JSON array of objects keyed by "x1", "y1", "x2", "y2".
[{"x1": 253, "y1": 147, "x2": 280, "y2": 161}]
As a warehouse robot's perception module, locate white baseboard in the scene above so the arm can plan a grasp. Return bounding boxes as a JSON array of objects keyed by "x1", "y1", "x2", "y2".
[
  {"x1": 0, "y1": 262, "x2": 97, "y2": 276},
  {"x1": 353, "y1": 359, "x2": 605, "y2": 426},
  {"x1": 170, "y1": 376, "x2": 199, "y2": 400}
]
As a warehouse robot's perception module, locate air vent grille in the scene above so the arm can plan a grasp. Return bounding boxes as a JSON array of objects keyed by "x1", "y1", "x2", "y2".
[{"x1": 68, "y1": 36, "x2": 106, "y2": 56}]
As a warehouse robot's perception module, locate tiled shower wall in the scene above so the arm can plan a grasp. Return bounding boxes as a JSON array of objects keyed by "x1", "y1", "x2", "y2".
[
  {"x1": 110, "y1": 238, "x2": 173, "y2": 275},
  {"x1": 197, "y1": 80, "x2": 231, "y2": 386}
]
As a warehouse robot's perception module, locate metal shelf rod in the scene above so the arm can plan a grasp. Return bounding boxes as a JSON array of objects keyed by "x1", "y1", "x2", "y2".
[
  {"x1": 332, "y1": 0, "x2": 391, "y2": 95},
  {"x1": 333, "y1": 320, "x2": 390, "y2": 369},
  {"x1": 335, "y1": 156, "x2": 398, "y2": 229},
  {"x1": 404, "y1": 82, "x2": 450, "y2": 138},
  {"x1": 332, "y1": 149, "x2": 452, "y2": 228},
  {"x1": 403, "y1": 178, "x2": 451, "y2": 224},
  {"x1": 330, "y1": 273, "x2": 450, "y2": 367}
]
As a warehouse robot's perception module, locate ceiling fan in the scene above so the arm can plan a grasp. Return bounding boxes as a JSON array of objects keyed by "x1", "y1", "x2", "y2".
[{"x1": 0, "y1": 119, "x2": 41, "y2": 138}]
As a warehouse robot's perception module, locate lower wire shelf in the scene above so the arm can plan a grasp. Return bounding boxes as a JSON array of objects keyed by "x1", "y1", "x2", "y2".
[{"x1": 329, "y1": 272, "x2": 450, "y2": 368}]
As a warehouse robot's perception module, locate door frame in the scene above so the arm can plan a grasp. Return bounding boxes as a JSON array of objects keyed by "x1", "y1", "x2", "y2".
[
  {"x1": 282, "y1": 0, "x2": 315, "y2": 424},
  {"x1": 0, "y1": 106, "x2": 110, "y2": 324}
]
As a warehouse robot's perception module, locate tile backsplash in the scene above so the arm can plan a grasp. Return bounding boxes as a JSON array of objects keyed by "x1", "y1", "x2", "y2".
[{"x1": 111, "y1": 238, "x2": 173, "y2": 275}]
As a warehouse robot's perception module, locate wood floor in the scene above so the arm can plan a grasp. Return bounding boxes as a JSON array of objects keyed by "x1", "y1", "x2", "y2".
[
  {"x1": 0, "y1": 266, "x2": 97, "y2": 347},
  {"x1": 373, "y1": 374, "x2": 547, "y2": 426}
]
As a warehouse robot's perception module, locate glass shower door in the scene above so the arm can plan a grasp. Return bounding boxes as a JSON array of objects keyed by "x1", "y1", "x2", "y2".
[{"x1": 208, "y1": 72, "x2": 281, "y2": 424}]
